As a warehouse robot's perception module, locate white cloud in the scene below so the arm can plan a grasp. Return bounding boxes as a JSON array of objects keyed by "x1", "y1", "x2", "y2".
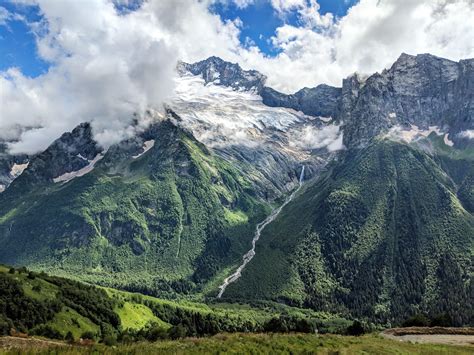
[
  {"x1": 0, "y1": 6, "x2": 11, "y2": 26},
  {"x1": 1, "y1": 0, "x2": 473, "y2": 154},
  {"x1": 1, "y1": 0, "x2": 243, "y2": 154},
  {"x1": 288, "y1": 124, "x2": 344, "y2": 151},
  {"x1": 240, "y1": 0, "x2": 474, "y2": 92}
]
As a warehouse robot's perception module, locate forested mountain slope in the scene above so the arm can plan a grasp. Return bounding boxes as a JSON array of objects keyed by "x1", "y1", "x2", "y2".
[
  {"x1": 0, "y1": 120, "x2": 270, "y2": 294},
  {"x1": 222, "y1": 139, "x2": 473, "y2": 326}
]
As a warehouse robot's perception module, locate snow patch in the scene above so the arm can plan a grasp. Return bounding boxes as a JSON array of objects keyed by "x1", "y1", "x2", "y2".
[
  {"x1": 319, "y1": 116, "x2": 333, "y2": 123},
  {"x1": 171, "y1": 75, "x2": 305, "y2": 147},
  {"x1": 132, "y1": 140, "x2": 155, "y2": 159},
  {"x1": 458, "y1": 130, "x2": 474, "y2": 139},
  {"x1": 53, "y1": 154, "x2": 104, "y2": 183},
  {"x1": 77, "y1": 154, "x2": 88, "y2": 161},
  {"x1": 386, "y1": 125, "x2": 446, "y2": 143},
  {"x1": 0, "y1": 184, "x2": 5, "y2": 193},
  {"x1": 10, "y1": 163, "x2": 29, "y2": 178},
  {"x1": 444, "y1": 134, "x2": 454, "y2": 147},
  {"x1": 388, "y1": 112, "x2": 397, "y2": 119}
]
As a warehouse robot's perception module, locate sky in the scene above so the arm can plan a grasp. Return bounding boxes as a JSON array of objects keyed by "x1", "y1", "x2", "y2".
[{"x1": 0, "y1": 0, "x2": 473, "y2": 154}]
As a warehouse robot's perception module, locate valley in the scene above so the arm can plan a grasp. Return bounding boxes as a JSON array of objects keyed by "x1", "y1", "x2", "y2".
[{"x1": 0, "y1": 53, "x2": 472, "y2": 352}]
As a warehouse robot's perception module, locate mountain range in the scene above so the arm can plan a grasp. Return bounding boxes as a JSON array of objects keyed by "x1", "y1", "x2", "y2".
[{"x1": 0, "y1": 53, "x2": 472, "y2": 326}]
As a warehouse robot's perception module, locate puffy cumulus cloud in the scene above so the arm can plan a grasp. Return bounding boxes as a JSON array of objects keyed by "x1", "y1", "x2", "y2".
[
  {"x1": 2, "y1": 0, "x2": 473, "y2": 154},
  {"x1": 1, "y1": 0, "x2": 244, "y2": 154},
  {"x1": 289, "y1": 124, "x2": 344, "y2": 152},
  {"x1": 239, "y1": 0, "x2": 474, "y2": 92},
  {"x1": 2, "y1": 0, "x2": 176, "y2": 153}
]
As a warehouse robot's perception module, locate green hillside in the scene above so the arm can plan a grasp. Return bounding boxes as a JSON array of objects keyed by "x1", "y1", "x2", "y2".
[
  {"x1": 223, "y1": 139, "x2": 473, "y2": 325},
  {"x1": 0, "y1": 120, "x2": 269, "y2": 295},
  {"x1": 0, "y1": 265, "x2": 356, "y2": 343}
]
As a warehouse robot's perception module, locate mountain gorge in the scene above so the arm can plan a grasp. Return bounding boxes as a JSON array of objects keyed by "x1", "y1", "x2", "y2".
[{"x1": 0, "y1": 53, "x2": 472, "y2": 325}]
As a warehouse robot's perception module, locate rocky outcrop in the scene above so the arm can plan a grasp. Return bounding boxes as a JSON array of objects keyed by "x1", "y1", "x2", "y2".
[
  {"x1": 341, "y1": 53, "x2": 474, "y2": 147},
  {"x1": 179, "y1": 56, "x2": 341, "y2": 118},
  {"x1": 260, "y1": 85, "x2": 341, "y2": 118},
  {"x1": 178, "y1": 56, "x2": 266, "y2": 92},
  {"x1": 182, "y1": 54, "x2": 473, "y2": 149},
  {"x1": 15, "y1": 122, "x2": 102, "y2": 186},
  {"x1": 0, "y1": 144, "x2": 29, "y2": 191}
]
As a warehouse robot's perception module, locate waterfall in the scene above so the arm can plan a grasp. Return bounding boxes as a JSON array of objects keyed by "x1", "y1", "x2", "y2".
[{"x1": 217, "y1": 165, "x2": 305, "y2": 298}]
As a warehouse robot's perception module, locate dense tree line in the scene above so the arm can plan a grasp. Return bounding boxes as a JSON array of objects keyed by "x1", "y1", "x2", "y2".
[{"x1": 0, "y1": 273, "x2": 60, "y2": 334}]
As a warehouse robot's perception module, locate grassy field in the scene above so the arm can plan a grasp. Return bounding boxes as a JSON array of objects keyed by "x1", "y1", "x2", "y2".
[{"x1": 0, "y1": 333, "x2": 472, "y2": 354}]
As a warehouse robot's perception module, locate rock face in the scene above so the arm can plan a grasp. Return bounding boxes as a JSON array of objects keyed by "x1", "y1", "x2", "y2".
[
  {"x1": 178, "y1": 56, "x2": 266, "y2": 92},
  {"x1": 179, "y1": 56, "x2": 342, "y2": 119},
  {"x1": 341, "y1": 53, "x2": 474, "y2": 147},
  {"x1": 0, "y1": 144, "x2": 29, "y2": 191},
  {"x1": 182, "y1": 54, "x2": 473, "y2": 149},
  {"x1": 260, "y1": 85, "x2": 341, "y2": 118},
  {"x1": 17, "y1": 122, "x2": 102, "y2": 186}
]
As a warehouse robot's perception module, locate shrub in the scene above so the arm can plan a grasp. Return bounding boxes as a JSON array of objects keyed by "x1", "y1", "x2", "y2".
[
  {"x1": 168, "y1": 324, "x2": 187, "y2": 340},
  {"x1": 103, "y1": 335, "x2": 117, "y2": 346},
  {"x1": 430, "y1": 313, "x2": 453, "y2": 327},
  {"x1": 81, "y1": 331, "x2": 96, "y2": 340},
  {"x1": 402, "y1": 314, "x2": 430, "y2": 327},
  {"x1": 146, "y1": 325, "x2": 169, "y2": 341},
  {"x1": 65, "y1": 331, "x2": 75, "y2": 343},
  {"x1": 30, "y1": 325, "x2": 64, "y2": 340},
  {"x1": 346, "y1": 321, "x2": 365, "y2": 336}
]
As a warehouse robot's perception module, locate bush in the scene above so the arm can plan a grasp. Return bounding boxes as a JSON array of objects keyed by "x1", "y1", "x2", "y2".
[
  {"x1": 32, "y1": 285, "x2": 42, "y2": 293},
  {"x1": 402, "y1": 314, "x2": 430, "y2": 327},
  {"x1": 430, "y1": 313, "x2": 453, "y2": 327},
  {"x1": 8, "y1": 268, "x2": 15, "y2": 274},
  {"x1": 30, "y1": 325, "x2": 64, "y2": 340},
  {"x1": 81, "y1": 331, "x2": 96, "y2": 340},
  {"x1": 65, "y1": 331, "x2": 75, "y2": 343},
  {"x1": 346, "y1": 321, "x2": 365, "y2": 336},
  {"x1": 168, "y1": 325, "x2": 187, "y2": 340},
  {"x1": 146, "y1": 325, "x2": 169, "y2": 341},
  {"x1": 103, "y1": 335, "x2": 117, "y2": 346}
]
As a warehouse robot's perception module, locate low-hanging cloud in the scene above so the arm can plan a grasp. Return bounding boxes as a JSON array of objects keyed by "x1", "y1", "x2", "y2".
[
  {"x1": 1, "y1": 0, "x2": 179, "y2": 154},
  {"x1": 1, "y1": 0, "x2": 473, "y2": 154},
  {"x1": 289, "y1": 124, "x2": 344, "y2": 152},
  {"x1": 0, "y1": 0, "x2": 241, "y2": 154}
]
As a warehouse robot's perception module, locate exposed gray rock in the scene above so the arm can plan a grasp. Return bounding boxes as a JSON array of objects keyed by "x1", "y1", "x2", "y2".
[
  {"x1": 15, "y1": 122, "x2": 102, "y2": 186},
  {"x1": 178, "y1": 56, "x2": 266, "y2": 92},
  {"x1": 183, "y1": 54, "x2": 473, "y2": 149},
  {"x1": 179, "y1": 56, "x2": 342, "y2": 118},
  {"x1": 0, "y1": 144, "x2": 29, "y2": 191},
  {"x1": 341, "y1": 53, "x2": 474, "y2": 147},
  {"x1": 260, "y1": 85, "x2": 341, "y2": 118}
]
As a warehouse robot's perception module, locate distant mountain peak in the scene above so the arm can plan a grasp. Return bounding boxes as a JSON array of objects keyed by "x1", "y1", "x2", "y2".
[{"x1": 178, "y1": 56, "x2": 267, "y2": 92}]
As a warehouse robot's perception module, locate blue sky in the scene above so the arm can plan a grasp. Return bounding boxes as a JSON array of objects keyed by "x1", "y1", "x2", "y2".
[
  {"x1": 0, "y1": 0, "x2": 357, "y2": 78},
  {"x1": 213, "y1": 0, "x2": 357, "y2": 54}
]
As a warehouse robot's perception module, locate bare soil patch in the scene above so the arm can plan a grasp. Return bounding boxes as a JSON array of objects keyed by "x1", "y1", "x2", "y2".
[
  {"x1": 0, "y1": 336, "x2": 68, "y2": 351},
  {"x1": 381, "y1": 327, "x2": 474, "y2": 346}
]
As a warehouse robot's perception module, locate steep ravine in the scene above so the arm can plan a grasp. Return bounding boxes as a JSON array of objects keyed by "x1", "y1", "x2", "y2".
[{"x1": 217, "y1": 166, "x2": 305, "y2": 298}]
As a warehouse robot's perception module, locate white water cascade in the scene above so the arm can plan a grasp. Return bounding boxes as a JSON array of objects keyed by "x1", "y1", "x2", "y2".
[{"x1": 217, "y1": 166, "x2": 305, "y2": 298}]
